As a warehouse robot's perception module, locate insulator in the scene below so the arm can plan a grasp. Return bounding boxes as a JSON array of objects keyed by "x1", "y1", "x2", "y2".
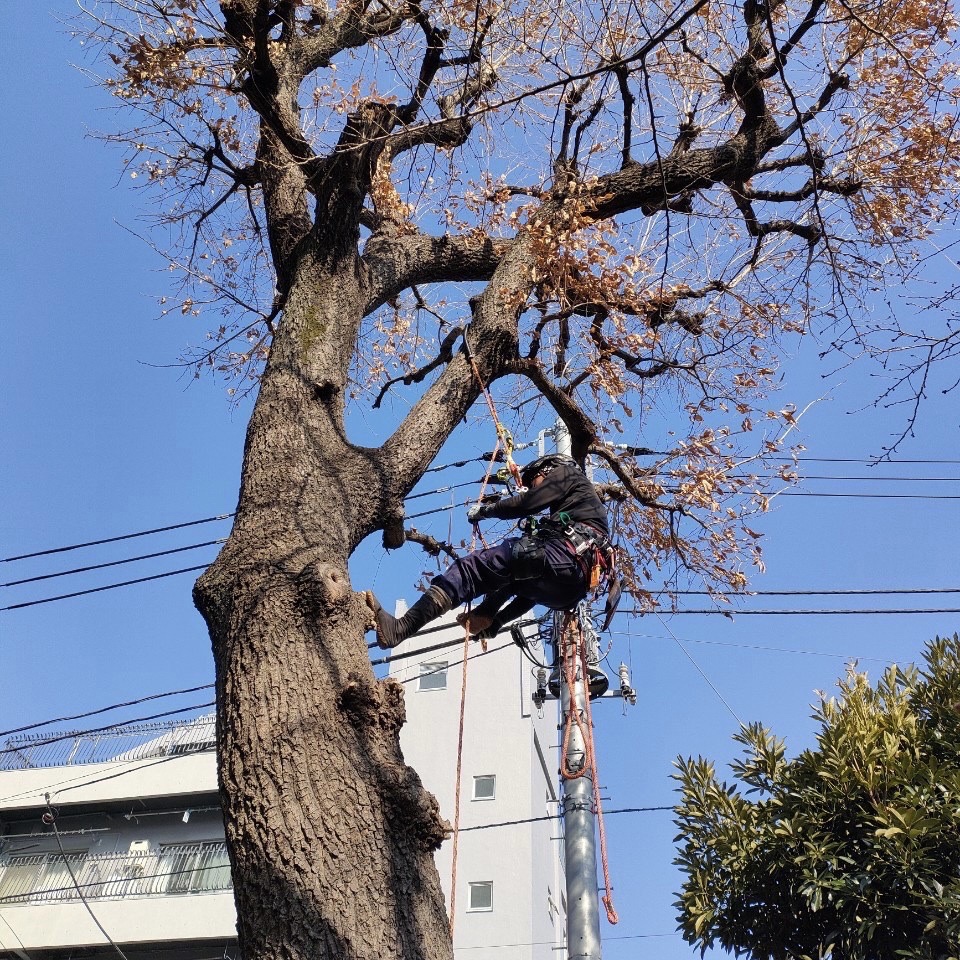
[
  {"x1": 533, "y1": 667, "x2": 548, "y2": 710},
  {"x1": 617, "y1": 662, "x2": 637, "y2": 705}
]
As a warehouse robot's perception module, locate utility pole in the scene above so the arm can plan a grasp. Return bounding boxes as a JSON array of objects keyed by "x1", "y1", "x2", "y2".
[
  {"x1": 546, "y1": 419, "x2": 604, "y2": 960},
  {"x1": 556, "y1": 605, "x2": 603, "y2": 960}
]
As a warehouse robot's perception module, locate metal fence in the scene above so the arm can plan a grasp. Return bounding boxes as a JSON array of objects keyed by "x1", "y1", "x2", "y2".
[
  {"x1": 0, "y1": 841, "x2": 232, "y2": 903},
  {"x1": 0, "y1": 715, "x2": 216, "y2": 770}
]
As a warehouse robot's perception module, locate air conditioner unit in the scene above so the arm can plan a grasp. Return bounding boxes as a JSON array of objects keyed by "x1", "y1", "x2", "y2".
[{"x1": 129, "y1": 839, "x2": 152, "y2": 854}]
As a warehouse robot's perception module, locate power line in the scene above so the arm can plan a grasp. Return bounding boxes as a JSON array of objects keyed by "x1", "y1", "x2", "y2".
[
  {"x1": 46, "y1": 802, "x2": 130, "y2": 960},
  {"x1": 2, "y1": 515, "x2": 234, "y2": 563},
  {"x1": 779, "y1": 491, "x2": 960, "y2": 500},
  {"x1": 616, "y1": 631, "x2": 896, "y2": 663},
  {"x1": 0, "y1": 807, "x2": 673, "y2": 907},
  {"x1": 778, "y1": 456, "x2": 960, "y2": 464},
  {"x1": 0, "y1": 589, "x2": 954, "y2": 728},
  {"x1": 2, "y1": 540, "x2": 226, "y2": 588},
  {"x1": 0, "y1": 753, "x2": 195, "y2": 806},
  {"x1": 406, "y1": 480, "x2": 477, "y2": 500},
  {"x1": 656, "y1": 615, "x2": 743, "y2": 726},
  {"x1": 0, "y1": 640, "x2": 506, "y2": 760},
  {"x1": 628, "y1": 607, "x2": 960, "y2": 615},
  {"x1": 6, "y1": 612, "x2": 927, "y2": 751},
  {"x1": 0, "y1": 477, "x2": 482, "y2": 567},
  {"x1": 454, "y1": 931, "x2": 677, "y2": 951},
  {"x1": 667, "y1": 587, "x2": 960, "y2": 596},
  {"x1": 6, "y1": 457, "x2": 957, "y2": 567},
  {"x1": 788, "y1": 474, "x2": 960, "y2": 482},
  {"x1": 458, "y1": 805, "x2": 673, "y2": 832},
  {"x1": 0, "y1": 702, "x2": 215, "y2": 756},
  {"x1": 0, "y1": 683, "x2": 215, "y2": 740},
  {"x1": 3, "y1": 479, "x2": 958, "y2": 597},
  {"x1": 0, "y1": 565, "x2": 210, "y2": 612}
]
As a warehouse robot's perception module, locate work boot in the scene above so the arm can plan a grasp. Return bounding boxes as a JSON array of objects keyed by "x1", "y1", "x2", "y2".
[{"x1": 367, "y1": 585, "x2": 453, "y2": 649}]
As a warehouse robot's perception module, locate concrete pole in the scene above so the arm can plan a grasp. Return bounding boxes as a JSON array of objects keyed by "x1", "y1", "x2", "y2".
[
  {"x1": 550, "y1": 416, "x2": 603, "y2": 958},
  {"x1": 557, "y1": 607, "x2": 602, "y2": 960},
  {"x1": 553, "y1": 418, "x2": 572, "y2": 457}
]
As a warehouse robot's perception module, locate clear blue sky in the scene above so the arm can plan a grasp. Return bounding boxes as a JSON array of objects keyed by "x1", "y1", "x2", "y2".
[{"x1": 2, "y1": 6, "x2": 958, "y2": 958}]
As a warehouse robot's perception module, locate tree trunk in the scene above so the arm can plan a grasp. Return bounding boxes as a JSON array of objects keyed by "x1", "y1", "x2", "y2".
[{"x1": 194, "y1": 254, "x2": 454, "y2": 960}]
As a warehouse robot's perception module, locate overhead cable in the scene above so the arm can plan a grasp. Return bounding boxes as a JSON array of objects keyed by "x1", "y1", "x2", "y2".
[
  {"x1": 0, "y1": 683, "x2": 215, "y2": 740},
  {"x1": 0, "y1": 702, "x2": 215, "y2": 756},
  {"x1": 47, "y1": 803, "x2": 131, "y2": 960},
  {"x1": 657, "y1": 614, "x2": 743, "y2": 725},
  {"x1": 3, "y1": 540, "x2": 226, "y2": 588},
  {"x1": 0, "y1": 804, "x2": 674, "y2": 907},
  {"x1": 457, "y1": 804, "x2": 673, "y2": 832},
  {"x1": 0, "y1": 642, "x2": 506, "y2": 756},
  {"x1": 3, "y1": 515, "x2": 234, "y2": 563},
  {"x1": 667, "y1": 587, "x2": 960, "y2": 596},
  {"x1": 5, "y1": 468, "x2": 958, "y2": 571},
  {"x1": 780, "y1": 491, "x2": 960, "y2": 500},
  {"x1": 628, "y1": 606, "x2": 960, "y2": 616},
  {"x1": 0, "y1": 565, "x2": 211, "y2": 611}
]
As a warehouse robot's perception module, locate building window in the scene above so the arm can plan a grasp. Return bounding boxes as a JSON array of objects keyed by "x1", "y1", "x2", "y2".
[
  {"x1": 418, "y1": 661, "x2": 447, "y2": 691},
  {"x1": 472, "y1": 775, "x2": 496, "y2": 801},
  {"x1": 161, "y1": 842, "x2": 232, "y2": 894},
  {"x1": 0, "y1": 853, "x2": 86, "y2": 903},
  {"x1": 467, "y1": 881, "x2": 493, "y2": 912}
]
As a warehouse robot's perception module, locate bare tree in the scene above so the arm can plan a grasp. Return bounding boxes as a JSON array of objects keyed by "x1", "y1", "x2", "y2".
[{"x1": 77, "y1": 0, "x2": 959, "y2": 957}]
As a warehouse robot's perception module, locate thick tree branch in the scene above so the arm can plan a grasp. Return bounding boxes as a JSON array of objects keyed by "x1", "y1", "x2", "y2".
[
  {"x1": 511, "y1": 357, "x2": 599, "y2": 460},
  {"x1": 291, "y1": 0, "x2": 419, "y2": 78},
  {"x1": 404, "y1": 527, "x2": 460, "y2": 561},
  {"x1": 363, "y1": 233, "x2": 510, "y2": 313},
  {"x1": 614, "y1": 64, "x2": 635, "y2": 168}
]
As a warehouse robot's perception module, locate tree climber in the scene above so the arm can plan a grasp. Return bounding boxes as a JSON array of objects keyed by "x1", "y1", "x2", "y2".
[{"x1": 367, "y1": 454, "x2": 617, "y2": 648}]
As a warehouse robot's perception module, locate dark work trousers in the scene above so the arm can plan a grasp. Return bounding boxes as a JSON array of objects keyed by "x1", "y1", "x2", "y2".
[{"x1": 432, "y1": 536, "x2": 587, "y2": 610}]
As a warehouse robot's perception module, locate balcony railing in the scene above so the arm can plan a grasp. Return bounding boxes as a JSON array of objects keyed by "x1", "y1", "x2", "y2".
[
  {"x1": 0, "y1": 714, "x2": 216, "y2": 770},
  {"x1": 0, "y1": 841, "x2": 232, "y2": 903}
]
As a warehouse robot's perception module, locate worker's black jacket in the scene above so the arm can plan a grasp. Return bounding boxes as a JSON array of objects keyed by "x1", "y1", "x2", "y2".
[{"x1": 477, "y1": 460, "x2": 609, "y2": 535}]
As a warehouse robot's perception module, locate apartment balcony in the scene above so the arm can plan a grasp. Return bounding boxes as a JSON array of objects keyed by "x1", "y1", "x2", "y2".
[
  {"x1": 0, "y1": 715, "x2": 219, "y2": 811},
  {"x1": 0, "y1": 716, "x2": 217, "y2": 772},
  {"x1": 0, "y1": 841, "x2": 236, "y2": 950}
]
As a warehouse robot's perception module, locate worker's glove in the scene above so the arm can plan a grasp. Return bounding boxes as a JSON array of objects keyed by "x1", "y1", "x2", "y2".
[
  {"x1": 466, "y1": 503, "x2": 488, "y2": 524},
  {"x1": 475, "y1": 620, "x2": 501, "y2": 641}
]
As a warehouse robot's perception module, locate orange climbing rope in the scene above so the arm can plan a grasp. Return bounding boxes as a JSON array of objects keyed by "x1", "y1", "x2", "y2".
[
  {"x1": 463, "y1": 334, "x2": 524, "y2": 490},
  {"x1": 451, "y1": 333, "x2": 532, "y2": 936},
  {"x1": 558, "y1": 612, "x2": 620, "y2": 925},
  {"x1": 448, "y1": 437, "x2": 504, "y2": 936},
  {"x1": 447, "y1": 624, "x2": 472, "y2": 938}
]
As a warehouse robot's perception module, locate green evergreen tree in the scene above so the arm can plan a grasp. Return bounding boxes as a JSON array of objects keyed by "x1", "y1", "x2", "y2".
[{"x1": 674, "y1": 635, "x2": 960, "y2": 960}]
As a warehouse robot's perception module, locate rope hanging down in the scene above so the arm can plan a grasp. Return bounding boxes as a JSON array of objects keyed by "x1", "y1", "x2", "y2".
[
  {"x1": 447, "y1": 626, "x2": 472, "y2": 938},
  {"x1": 448, "y1": 436, "x2": 504, "y2": 933},
  {"x1": 558, "y1": 613, "x2": 620, "y2": 926}
]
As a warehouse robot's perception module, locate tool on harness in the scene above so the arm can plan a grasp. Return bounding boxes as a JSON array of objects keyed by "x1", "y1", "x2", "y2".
[
  {"x1": 510, "y1": 533, "x2": 546, "y2": 580},
  {"x1": 537, "y1": 514, "x2": 622, "y2": 631}
]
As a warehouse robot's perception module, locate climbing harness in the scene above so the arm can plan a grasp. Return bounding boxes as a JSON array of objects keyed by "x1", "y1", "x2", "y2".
[{"x1": 558, "y1": 612, "x2": 620, "y2": 925}]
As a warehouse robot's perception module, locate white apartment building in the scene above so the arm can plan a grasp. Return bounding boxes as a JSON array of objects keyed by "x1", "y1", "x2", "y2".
[
  {"x1": 0, "y1": 612, "x2": 565, "y2": 960},
  {"x1": 386, "y1": 606, "x2": 567, "y2": 960},
  {"x1": 0, "y1": 714, "x2": 236, "y2": 960}
]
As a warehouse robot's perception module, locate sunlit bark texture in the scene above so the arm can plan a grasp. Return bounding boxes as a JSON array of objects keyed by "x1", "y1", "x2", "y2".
[{"x1": 81, "y1": 0, "x2": 959, "y2": 957}]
